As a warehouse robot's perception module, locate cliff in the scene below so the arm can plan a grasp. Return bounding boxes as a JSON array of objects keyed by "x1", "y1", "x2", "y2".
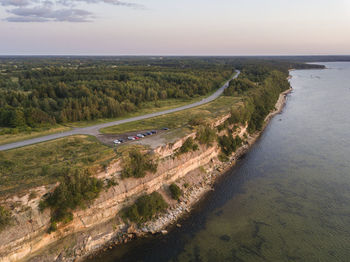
[{"x1": 0, "y1": 89, "x2": 291, "y2": 262}]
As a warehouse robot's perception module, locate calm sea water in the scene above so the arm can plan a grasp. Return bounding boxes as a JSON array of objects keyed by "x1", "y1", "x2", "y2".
[{"x1": 89, "y1": 62, "x2": 350, "y2": 262}]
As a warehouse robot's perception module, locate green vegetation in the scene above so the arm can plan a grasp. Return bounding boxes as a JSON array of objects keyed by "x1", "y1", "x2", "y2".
[
  {"x1": 223, "y1": 78, "x2": 257, "y2": 96},
  {"x1": 0, "y1": 135, "x2": 114, "y2": 196},
  {"x1": 0, "y1": 57, "x2": 311, "y2": 202},
  {"x1": 224, "y1": 70, "x2": 290, "y2": 133},
  {"x1": 0, "y1": 125, "x2": 70, "y2": 146},
  {"x1": 218, "y1": 132, "x2": 243, "y2": 156},
  {"x1": 121, "y1": 149, "x2": 158, "y2": 179},
  {"x1": 177, "y1": 137, "x2": 199, "y2": 155},
  {"x1": 0, "y1": 58, "x2": 232, "y2": 129},
  {"x1": 169, "y1": 183, "x2": 182, "y2": 201},
  {"x1": 39, "y1": 169, "x2": 103, "y2": 233},
  {"x1": 122, "y1": 192, "x2": 168, "y2": 223},
  {"x1": 196, "y1": 125, "x2": 217, "y2": 146},
  {"x1": 0, "y1": 206, "x2": 11, "y2": 231},
  {"x1": 188, "y1": 115, "x2": 207, "y2": 127}
]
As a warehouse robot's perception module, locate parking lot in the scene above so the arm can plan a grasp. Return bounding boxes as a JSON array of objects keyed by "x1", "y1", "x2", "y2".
[{"x1": 96, "y1": 128, "x2": 170, "y2": 147}]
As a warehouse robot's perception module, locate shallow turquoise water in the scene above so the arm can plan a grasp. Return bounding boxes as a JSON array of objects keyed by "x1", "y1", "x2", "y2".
[{"x1": 89, "y1": 62, "x2": 350, "y2": 262}]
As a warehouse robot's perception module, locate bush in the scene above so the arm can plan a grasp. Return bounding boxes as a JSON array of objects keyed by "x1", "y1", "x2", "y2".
[
  {"x1": 196, "y1": 125, "x2": 216, "y2": 146},
  {"x1": 188, "y1": 116, "x2": 207, "y2": 127},
  {"x1": 218, "y1": 153, "x2": 229, "y2": 162},
  {"x1": 121, "y1": 150, "x2": 158, "y2": 179},
  {"x1": 169, "y1": 183, "x2": 182, "y2": 201},
  {"x1": 177, "y1": 137, "x2": 198, "y2": 155},
  {"x1": 40, "y1": 168, "x2": 103, "y2": 232},
  {"x1": 106, "y1": 178, "x2": 118, "y2": 188},
  {"x1": 0, "y1": 206, "x2": 11, "y2": 231},
  {"x1": 218, "y1": 132, "x2": 243, "y2": 156},
  {"x1": 122, "y1": 192, "x2": 168, "y2": 223}
]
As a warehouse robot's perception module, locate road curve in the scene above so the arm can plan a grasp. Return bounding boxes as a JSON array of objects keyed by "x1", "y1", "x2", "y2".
[{"x1": 0, "y1": 71, "x2": 240, "y2": 151}]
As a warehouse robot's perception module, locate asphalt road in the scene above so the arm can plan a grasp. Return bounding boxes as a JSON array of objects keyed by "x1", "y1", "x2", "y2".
[{"x1": 0, "y1": 71, "x2": 240, "y2": 151}]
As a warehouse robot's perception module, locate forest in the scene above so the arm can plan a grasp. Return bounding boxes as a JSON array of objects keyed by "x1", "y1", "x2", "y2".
[
  {"x1": 0, "y1": 56, "x2": 323, "y2": 129},
  {"x1": 0, "y1": 58, "x2": 234, "y2": 128}
]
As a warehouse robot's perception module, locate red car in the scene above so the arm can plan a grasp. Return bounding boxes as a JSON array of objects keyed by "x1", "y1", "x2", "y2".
[{"x1": 133, "y1": 136, "x2": 139, "y2": 140}]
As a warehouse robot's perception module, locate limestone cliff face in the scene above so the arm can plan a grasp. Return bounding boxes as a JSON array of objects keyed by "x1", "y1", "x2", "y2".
[
  {"x1": 0, "y1": 115, "x2": 241, "y2": 262},
  {"x1": 0, "y1": 87, "x2": 291, "y2": 262}
]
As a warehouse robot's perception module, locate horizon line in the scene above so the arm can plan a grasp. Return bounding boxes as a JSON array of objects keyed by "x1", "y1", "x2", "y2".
[{"x1": 0, "y1": 54, "x2": 350, "y2": 57}]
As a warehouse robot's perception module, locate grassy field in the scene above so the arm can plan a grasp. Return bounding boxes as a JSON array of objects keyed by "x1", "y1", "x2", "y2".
[
  {"x1": 0, "y1": 135, "x2": 115, "y2": 196},
  {"x1": 0, "y1": 94, "x2": 242, "y2": 197},
  {"x1": 101, "y1": 96, "x2": 243, "y2": 134},
  {"x1": 0, "y1": 126, "x2": 71, "y2": 146}
]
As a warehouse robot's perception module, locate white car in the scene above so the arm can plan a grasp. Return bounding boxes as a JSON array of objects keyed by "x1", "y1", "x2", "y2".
[
  {"x1": 128, "y1": 136, "x2": 136, "y2": 140},
  {"x1": 137, "y1": 134, "x2": 144, "y2": 138},
  {"x1": 113, "y1": 140, "x2": 121, "y2": 144}
]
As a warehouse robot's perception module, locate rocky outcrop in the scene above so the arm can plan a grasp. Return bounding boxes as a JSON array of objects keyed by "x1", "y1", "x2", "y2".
[{"x1": 0, "y1": 129, "x2": 227, "y2": 262}]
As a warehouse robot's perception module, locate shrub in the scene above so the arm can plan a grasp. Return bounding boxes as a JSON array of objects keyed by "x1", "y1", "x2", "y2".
[
  {"x1": 0, "y1": 206, "x2": 11, "y2": 231},
  {"x1": 188, "y1": 116, "x2": 207, "y2": 127},
  {"x1": 169, "y1": 183, "x2": 182, "y2": 201},
  {"x1": 106, "y1": 178, "x2": 118, "y2": 188},
  {"x1": 196, "y1": 125, "x2": 217, "y2": 146},
  {"x1": 121, "y1": 150, "x2": 158, "y2": 179},
  {"x1": 177, "y1": 137, "x2": 198, "y2": 155},
  {"x1": 40, "y1": 168, "x2": 103, "y2": 232},
  {"x1": 218, "y1": 153, "x2": 229, "y2": 162},
  {"x1": 218, "y1": 133, "x2": 243, "y2": 156},
  {"x1": 122, "y1": 192, "x2": 168, "y2": 223}
]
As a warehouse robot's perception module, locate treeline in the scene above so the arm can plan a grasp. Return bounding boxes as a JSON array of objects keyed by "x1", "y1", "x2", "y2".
[
  {"x1": 0, "y1": 64, "x2": 233, "y2": 128},
  {"x1": 224, "y1": 66, "x2": 290, "y2": 133}
]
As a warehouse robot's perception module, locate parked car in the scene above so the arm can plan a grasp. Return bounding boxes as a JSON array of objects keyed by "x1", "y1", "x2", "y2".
[
  {"x1": 133, "y1": 136, "x2": 139, "y2": 140},
  {"x1": 162, "y1": 127, "x2": 169, "y2": 130},
  {"x1": 151, "y1": 130, "x2": 157, "y2": 134},
  {"x1": 137, "y1": 134, "x2": 144, "y2": 138},
  {"x1": 146, "y1": 131, "x2": 152, "y2": 135},
  {"x1": 119, "y1": 139, "x2": 125, "y2": 143},
  {"x1": 114, "y1": 140, "x2": 121, "y2": 144},
  {"x1": 128, "y1": 136, "x2": 135, "y2": 140},
  {"x1": 142, "y1": 133, "x2": 149, "y2": 136}
]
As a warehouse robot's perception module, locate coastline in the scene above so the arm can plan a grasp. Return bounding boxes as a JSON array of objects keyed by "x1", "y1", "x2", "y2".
[
  {"x1": 0, "y1": 83, "x2": 292, "y2": 262},
  {"x1": 85, "y1": 86, "x2": 293, "y2": 261}
]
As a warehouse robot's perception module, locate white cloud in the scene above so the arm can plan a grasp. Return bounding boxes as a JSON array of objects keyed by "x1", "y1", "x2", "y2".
[{"x1": 1, "y1": 0, "x2": 143, "y2": 22}]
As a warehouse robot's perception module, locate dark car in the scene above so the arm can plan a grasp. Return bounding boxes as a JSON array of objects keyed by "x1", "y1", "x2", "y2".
[
  {"x1": 142, "y1": 133, "x2": 149, "y2": 136},
  {"x1": 162, "y1": 127, "x2": 169, "y2": 130},
  {"x1": 119, "y1": 139, "x2": 125, "y2": 143},
  {"x1": 146, "y1": 131, "x2": 152, "y2": 135},
  {"x1": 151, "y1": 130, "x2": 157, "y2": 134}
]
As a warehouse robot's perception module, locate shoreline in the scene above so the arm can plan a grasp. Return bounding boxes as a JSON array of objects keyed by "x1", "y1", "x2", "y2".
[{"x1": 85, "y1": 87, "x2": 293, "y2": 261}]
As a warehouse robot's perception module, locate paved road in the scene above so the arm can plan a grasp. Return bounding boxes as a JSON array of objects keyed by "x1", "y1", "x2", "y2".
[{"x1": 0, "y1": 71, "x2": 240, "y2": 151}]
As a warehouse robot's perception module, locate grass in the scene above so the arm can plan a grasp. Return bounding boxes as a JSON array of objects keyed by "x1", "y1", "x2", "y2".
[
  {"x1": 0, "y1": 135, "x2": 115, "y2": 196},
  {"x1": 0, "y1": 86, "x2": 242, "y2": 197},
  {"x1": 101, "y1": 96, "x2": 243, "y2": 135},
  {"x1": 0, "y1": 125, "x2": 71, "y2": 146}
]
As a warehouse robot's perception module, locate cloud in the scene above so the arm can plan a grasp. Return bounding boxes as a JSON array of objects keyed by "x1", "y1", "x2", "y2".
[
  {"x1": 1, "y1": 0, "x2": 144, "y2": 22},
  {"x1": 59, "y1": 0, "x2": 143, "y2": 9},
  {"x1": 0, "y1": 0, "x2": 32, "y2": 6},
  {"x1": 6, "y1": 6, "x2": 93, "y2": 22}
]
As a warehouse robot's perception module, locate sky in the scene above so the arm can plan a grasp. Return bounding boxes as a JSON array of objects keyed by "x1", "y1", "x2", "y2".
[{"x1": 0, "y1": 0, "x2": 349, "y2": 55}]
